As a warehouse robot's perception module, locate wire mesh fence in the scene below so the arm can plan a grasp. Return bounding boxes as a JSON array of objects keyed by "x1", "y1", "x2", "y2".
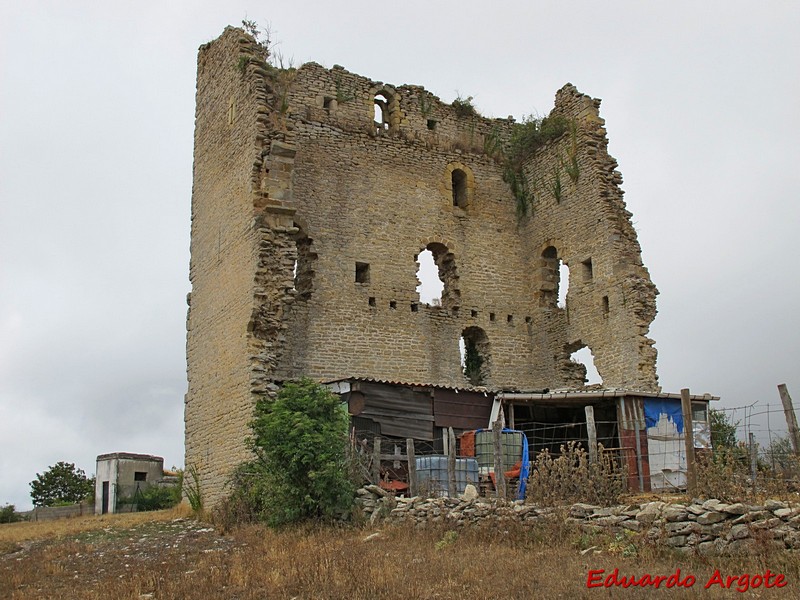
[
  {"x1": 350, "y1": 391, "x2": 800, "y2": 503},
  {"x1": 349, "y1": 427, "x2": 528, "y2": 499}
]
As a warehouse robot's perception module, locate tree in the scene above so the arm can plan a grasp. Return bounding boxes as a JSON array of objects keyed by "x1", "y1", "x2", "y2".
[
  {"x1": 709, "y1": 408, "x2": 738, "y2": 449},
  {"x1": 0, "y1": 504, "x2": 23, "y2": 523},
  {"x1": 29, "y1": 462, "x2": 94, "y2": 507},
  {"x1": 236, "y1": 378, "x2": 355, "y2": 526},
  {"x1": 765, "y1": 436, "x2": 795, "y2": 471}
]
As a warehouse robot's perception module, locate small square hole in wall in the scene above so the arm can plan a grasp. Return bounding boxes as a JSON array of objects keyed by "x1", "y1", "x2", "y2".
[
  {"x1": 489, "y1": 312, "x2": 496, "y2": 322},
  {"x1": 323, "y1": 96, "x2": 333, "y2": 110},
  {"x1": 411, "y1": 303, "x2": 419, "y2": 312},
  {"x1": 369, "y1": 297, "x2": 376, "y2": 307},
  {"x1": 582, "y1": 258, "x2": 593, "y2": 282},
  {"x1": 355, "y1": 262, "x2": 370, "y2": 283},
  {"x1": 452, "y1": 307, "x2": 459, "y2": 316},
  {"x1": 389, "y1": 300, "x2": 397, "y2": 309},
  {"x1": 471, "y1": 310, "x2": 478, "y2": 318},
  {"x1": 507, "y1": 315, "x2": 513, "y2": 324},
  {"x1": 427, "y1": 119, "x2": 437, "y2": 130},
  {"x1": 525, "y1": 316, "x2": 532, "y2": 324}
]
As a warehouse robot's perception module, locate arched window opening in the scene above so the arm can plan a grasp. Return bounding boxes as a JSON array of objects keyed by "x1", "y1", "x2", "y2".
[
  {"x1": 374, "y1": 93, "x2": 390, "y2": 132},
  {"x1": 292, "y1": 226, "x2": 316, "y2": 299},
  {"x1": 461, "y1": 326, "x2": 490, "y2": 386},
  {"x1": 558, "y1": 261, "x2": 570, "y2": 308},
  {"x1": 415, "y1": 249, "x2": 443, "y2": 305},
  {"x1": 415, "y1": 243, "x2": 460, "y2": 309},
  {"x1": 540, "y1": 246, "x2": 568, "y2": 309},
  {"x1": 570, "y1": 346, "x2": 602, "y2": 386},
  {"x1": 452, "y1": 169, "x2": 468, "y2": 208}
]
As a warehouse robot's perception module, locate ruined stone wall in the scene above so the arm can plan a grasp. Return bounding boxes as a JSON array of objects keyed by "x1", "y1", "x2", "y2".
[
  {"x1": 186, "y1": 27, "x2": 660, "y2": 504},
  {"x1": 519, "y1": 86, "x2": 659, "y2": 390},
  {"x1": 185, "y1": 29, "x2": 268, "y2": 497}
]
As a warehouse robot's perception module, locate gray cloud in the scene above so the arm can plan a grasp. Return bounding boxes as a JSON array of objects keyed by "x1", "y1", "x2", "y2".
[{"x1": 2, "y1": 1, "x2": 798, "y2": 508}]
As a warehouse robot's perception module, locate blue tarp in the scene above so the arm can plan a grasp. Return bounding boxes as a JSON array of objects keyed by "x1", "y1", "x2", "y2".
[{"x1": 643, "y1": 399, "x2": 684, "y2": 433}]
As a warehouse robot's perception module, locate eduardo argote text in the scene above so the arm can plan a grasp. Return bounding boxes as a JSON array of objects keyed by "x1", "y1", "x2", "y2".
[{"x1": 587, "y1": 567, "x2": 787, "y2": 592}]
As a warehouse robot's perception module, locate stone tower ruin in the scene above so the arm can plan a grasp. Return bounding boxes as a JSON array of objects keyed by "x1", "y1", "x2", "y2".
[{"x1": 185, "y1": 27, "x2": 659, "y2": 504}]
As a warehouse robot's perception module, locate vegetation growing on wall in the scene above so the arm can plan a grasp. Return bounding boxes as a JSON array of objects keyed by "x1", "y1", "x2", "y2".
[
  {"x1": 334, "y1": 74, "x2": 355, "y2": 104},
  {"x1": 451, "y1": 94, "x2": 477, "y2": 118},
  {"x1": 490, "y1": 114, "x2": 570, "y2": 218},
  {"x1": 463, "y1": 340, "x2": 484, "y2": 386},
  {"x1": 238, "y1": 19, "x2": 296, "y2": 124}
]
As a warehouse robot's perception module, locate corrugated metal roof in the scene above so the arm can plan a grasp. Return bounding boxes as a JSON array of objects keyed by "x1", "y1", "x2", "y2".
[
  {"x1": 497, "y1": 390, "x2": 719, "y2": 402},
  {"x1": 324, "y1": 377, "x2": 718, "y2": 403},
  {"x1": 324, "y1": 376, "x2": 492, "y2": 394}
]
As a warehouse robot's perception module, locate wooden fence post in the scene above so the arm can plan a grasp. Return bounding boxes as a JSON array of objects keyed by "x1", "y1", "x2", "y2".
[
  {"x1": 749, "y1": 432, "x2": 758, "y2": 492},
  {"x1": 778, "y1": 384, "x2": 800, "y2": 456},
  {"x1": 680, "y1": 388, "x2": 697, "y2": 494},
  {"x1": 493, "y1": 419, "x2": 506, "y2": 499},
  {"x1": 634, "y1": 415, "x2": 645, "y2": 492},
  {"x1": 447, "y1": 427, "x2": 457, "y2": 498},
  {"x1": 585, "y1": 405, "x2": 597, "y2": 463},
  {"x1": 372, "y1": 436, "x2": 381, "y2": 484},
  {"x1": 406, "y1": 438, "x2": 417, "y2": 497}
]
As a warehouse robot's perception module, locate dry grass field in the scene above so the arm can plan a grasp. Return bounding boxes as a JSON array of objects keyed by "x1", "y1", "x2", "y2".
[{"x1": 2, "y1": 506, "x2": 799, "y2": 599}]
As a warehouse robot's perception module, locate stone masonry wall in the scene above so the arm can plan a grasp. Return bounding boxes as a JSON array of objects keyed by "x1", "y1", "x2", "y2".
[
  {"x1": 186, "y1": 27, "x2": 660, "y2": 505},
  {"x1": 357, "y1": 486, "x2": 800, "y2": 556}
]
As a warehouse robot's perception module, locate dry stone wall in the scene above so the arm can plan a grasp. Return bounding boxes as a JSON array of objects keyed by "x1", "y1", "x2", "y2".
[
  {"x1": 356, "y1": 486, "x2": 800, "y2": 556},
  {"x1": 186, "y1": 27, "x2": 661, "y2": 505}
]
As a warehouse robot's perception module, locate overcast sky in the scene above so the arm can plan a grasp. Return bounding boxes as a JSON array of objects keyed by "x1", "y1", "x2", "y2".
[{"x1": 1, "y1": 1, "x2": 798, "y2": 510}]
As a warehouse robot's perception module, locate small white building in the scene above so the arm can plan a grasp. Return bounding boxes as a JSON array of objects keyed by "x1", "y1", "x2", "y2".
[{"x1": 94, "y1": 452, "x2": 166, "y2": 515}]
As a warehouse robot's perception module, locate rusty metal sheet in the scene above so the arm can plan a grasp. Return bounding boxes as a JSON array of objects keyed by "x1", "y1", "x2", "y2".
[
  {"x1": 619, "y1": 395, "x2": 645, "y2": 431},
  {"x1": 359, "y1": 381, "x2": 434, "y2": 441},
  {"x1": 433, "y1": 389, "x2": 493, "y2": 430}
]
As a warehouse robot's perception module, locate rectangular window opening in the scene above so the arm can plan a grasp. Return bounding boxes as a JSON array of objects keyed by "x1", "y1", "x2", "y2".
[
  {"x1": 525, "y1": 316, "x2": 532, "y2": 324},
  {"x1": 411, "y1": 303, "x2": 419, "y2": 312},
  {"x1": 355, "y1": 262, "x2": 370, "y2": 284},
  {"x1": 471, "y1": 309, "x2": 478, "y2": 318},
  {"x1": 489, "y1": 312, "x2": 496, "y2": 322},
  {"x1": 134, "y1": 472, "x2": 147, "y2": 482},
  {"x1": 507, "y1": 314, "x2": 513, "y2": 324},
  {"x1": 389, "y1": 300, "x2": 397, "y2": 309},
  {"x1": 582, "y1": 258, "x2": 594, "y2": 282},
  {"x1": 323, "y1": 96, "x2": 333, "y2": 110},
  {"x1": 368, "y1": 297, "x2": 376, "y2": 307},
  {"x1": 602, "y1": 295, "x2": 610, "y2": 316},
  {"x1": 427, "y1": 119, "x2": 437, "y2": 130}
]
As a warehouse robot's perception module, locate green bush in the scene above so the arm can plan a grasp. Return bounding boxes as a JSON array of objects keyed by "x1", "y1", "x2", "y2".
[
  {"x1": 231, "y1": 378, "x2": 355, "y2": 526},
  {"x1": 0, "y1": 504, "x2": 23, "y2": 523},
  {"x1": 136, "y1": 484, "x2": 181, "y2": 512}
]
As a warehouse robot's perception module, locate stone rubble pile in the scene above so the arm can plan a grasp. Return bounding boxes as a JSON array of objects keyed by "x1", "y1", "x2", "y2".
[{"x1": 355, "y1": 486, "x2": 800, "y2": 555}]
